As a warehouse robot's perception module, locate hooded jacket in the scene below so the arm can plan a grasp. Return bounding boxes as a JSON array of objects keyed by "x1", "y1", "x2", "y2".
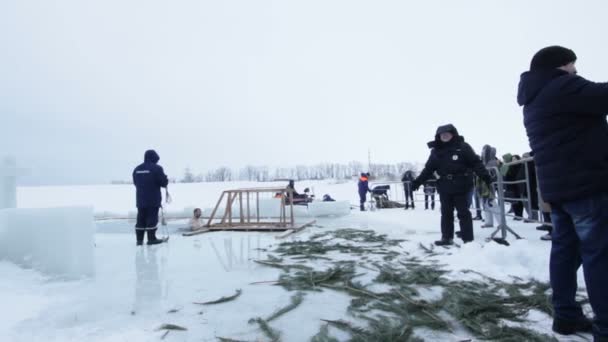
[
  {"x1": 517, "y1": 69, "x2": 608, "y2": 202},
  {"x1": 358, "y1": 174, "x2": 370, "y2": 195},
  {"x1": 133, "y1": 150, "x2": 169, "y2": 208},
  {"x1": 414, "y1": 124, "x2": 491, "y2": 195}
]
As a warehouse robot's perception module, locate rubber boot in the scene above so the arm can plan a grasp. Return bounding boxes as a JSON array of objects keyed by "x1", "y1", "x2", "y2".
[{"x1": 147, "y1": 229, "x2": 166, "y2": 245}]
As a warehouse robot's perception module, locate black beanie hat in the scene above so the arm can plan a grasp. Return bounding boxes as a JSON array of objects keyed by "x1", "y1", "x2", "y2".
[{"x1": 530, "y1": 46, "x2": 577, "y2": 71}]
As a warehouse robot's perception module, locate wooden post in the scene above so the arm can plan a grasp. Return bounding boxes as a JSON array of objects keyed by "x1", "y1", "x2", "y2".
[
  {"x1": 289, "y1": 189, "x2": 294, "y2": 227},
  {"x1": 246, "y1": 191, "x2": 250, "y2": 224},
  {"x1": 207, "y1": 191, "x2": 226, "y2": 227},
  {"x1": 256, "y1": 192, "x2": 260, "y2": 223},
  {"x1": 228, "y1": 192, "x2": 235, "y2": 226},
  {"x1": 221, "y1": 192, "x2": 232, "y2": 224},
  {"x1": 239, "y1": 192, "x2": 244, "y2": 224}
]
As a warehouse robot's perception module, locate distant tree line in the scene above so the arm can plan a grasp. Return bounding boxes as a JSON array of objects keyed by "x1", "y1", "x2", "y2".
[{"x1": 177, "y1": 162, "x2": 419, "y2": 183}]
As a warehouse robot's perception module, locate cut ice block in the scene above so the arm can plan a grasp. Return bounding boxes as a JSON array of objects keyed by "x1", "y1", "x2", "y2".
[
  {"x1": 0, "y1": 156, "x2": 17, "y2": 210},
  {"x1": 0, "y1": 206, "x2": 95, "y2": 278}
]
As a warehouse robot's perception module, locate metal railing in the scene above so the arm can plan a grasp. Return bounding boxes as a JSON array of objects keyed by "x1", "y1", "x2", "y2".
[{"x1": 486, "y1": 156, "x2": 550, "y2": 241}]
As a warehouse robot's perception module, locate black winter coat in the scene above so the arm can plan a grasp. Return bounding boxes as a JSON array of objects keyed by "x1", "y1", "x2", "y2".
[
  {"x1": 504, "y1": 162, "x2": 523, "y2": 201},
  {"x1": 415, "y1": 124, "x2": 491, "y2": 195},
  {"x1": 518, "y1": 69, "x2": 608, "y2": 202},
  {"x1": 133, "y1": 150, "x2": 169, "y2": 208}
]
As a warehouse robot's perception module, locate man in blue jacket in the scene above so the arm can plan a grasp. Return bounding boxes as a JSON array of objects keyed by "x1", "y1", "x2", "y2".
[
  {"x1": 133, "y1": 150, "x2": 169, "y2": 246},
  {"x1": 518, "y1": 46, "x2": 608, "y2": 341},
  {"x1": 357, "y1": 173, "x2": 370, "y2": 211}
]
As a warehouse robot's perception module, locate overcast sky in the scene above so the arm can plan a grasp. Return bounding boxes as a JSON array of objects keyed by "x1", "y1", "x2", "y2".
[{"x1": 2, "y1": 0, "x2": 607, "y2": 185}]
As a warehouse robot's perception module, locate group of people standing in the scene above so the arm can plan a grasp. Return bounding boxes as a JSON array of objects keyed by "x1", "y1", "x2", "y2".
[{"x1": 359, "y1": 46, "x2": 608, "y2": 341}]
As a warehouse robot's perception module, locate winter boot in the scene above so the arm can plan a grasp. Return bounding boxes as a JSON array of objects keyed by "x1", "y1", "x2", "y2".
[
  {"x1": 136, "y1": 230, "x2": 145, "y2": 246},
  {"x1": 455, "y1": 231, "x2": 462, "y2": 238},
  {"x1": 540, "y1": 233, "x2": 552, "y2": 241},
  {"x1": 146, "y1": 229, "x2": 167, "y2": 245},
  {"x1": 434, "y1": 238, "x2": 453, "y2": 246},
  {"x1": 536, "y1": 225, "x2": 551, "y2": 231},
  {"x1": 360, "y1": 204, "x2": 365, "y2": 211},
  {"x1": 552, "y1": 317, "x2": 593, "y2": 335}
]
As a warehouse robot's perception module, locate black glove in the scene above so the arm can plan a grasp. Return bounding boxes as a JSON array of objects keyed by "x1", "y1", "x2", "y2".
[{"x1": 411, "y1": 180, "x2": 421, "y2": 191}]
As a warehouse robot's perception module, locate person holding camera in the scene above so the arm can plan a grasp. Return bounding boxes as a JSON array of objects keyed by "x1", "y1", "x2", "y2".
[{"x1": 518, "y1": 46, "x2": 608, "y2": 341}]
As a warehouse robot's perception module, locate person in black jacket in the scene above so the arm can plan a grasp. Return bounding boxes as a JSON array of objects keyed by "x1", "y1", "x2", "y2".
[
  {"x1": 401, "y1": 170, "x2": 416, "y2": 209},
  {"x1": 133, "y1": 150, "x2": 169, "y2": 246},
  {"x1": 412, "y1": 124, "x2": 491, "y2": 245},
  {"x1": 518, "y1": 46, "x2": 608, "y2": 340}
]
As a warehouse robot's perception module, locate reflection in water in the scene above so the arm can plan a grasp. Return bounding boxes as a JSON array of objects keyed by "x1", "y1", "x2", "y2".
[
  {"x1": 133, "y1": 247, "x2": 162, "y2": 313},
  {"x1": 208, "y1": 235, "x2": 264, "y2": 272}
]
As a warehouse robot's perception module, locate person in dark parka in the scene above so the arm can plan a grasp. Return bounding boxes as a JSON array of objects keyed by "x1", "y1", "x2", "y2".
[
  {"x1": 357, "y1": 173, "x2": 370, "y2": 211},
  {"x1": 133, "y1": 150, "x2": 169, "y2": 246},
  {"x1": 518, "y1": 46, "x2": 608, "y2": 340},
  {"x1": 401, "y1": 170, "x2": 416, "y2": 209},
  {"x1": 412, "y1": 124, "x2": 492, "y2": 245}
]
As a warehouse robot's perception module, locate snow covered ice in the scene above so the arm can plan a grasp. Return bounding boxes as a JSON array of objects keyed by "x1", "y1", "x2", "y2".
[{"x1": 0, "y1": 180, "x2": 591, "y2": 341}]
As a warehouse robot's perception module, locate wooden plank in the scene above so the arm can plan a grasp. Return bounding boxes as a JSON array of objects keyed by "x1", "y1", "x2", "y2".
[
  {"x1": 220, "y1": 192, "x2": 232, "y2": 224},
  {"x1": 239, "y1": 192, "x2": 244, "y2": 224},
  {"x1": 289, "y1": 190, "x2": 294, "y2": 226},
  {"x1": 182, "y1": 229, "x2": 211, "y2": 237},
  {"x1": 206, "y1": 192, "x2": 226, "y2": 227},
  {"x1": 256, "y1": 192, "x2": 260, "y2": 223},
  {"x1": 208, "y1": 226, "x2": 289, "y2": 231},
  {"x1": 226, "y1": 187, "x2": 288, "y2": 192},
  {"x1": 280, "y1": 193, "x2": 286, "y2": 226},
  {"x1": 276, "y1": 220, "x2": 317, "y2": 239},
  {"x1": 208, "y1": 222, "x2": 287, "y2": 229},
  {"x1": 246, "y1": 191, "x2": 250, "y2": 224},
  {"x1": 228, "y1": 191, "x2": 238, "y2": 226}
]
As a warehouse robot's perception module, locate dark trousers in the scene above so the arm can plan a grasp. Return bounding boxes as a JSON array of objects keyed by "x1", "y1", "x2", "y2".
[
  {"x1": 512, "y1": 202, "x2": 524, "y2": 218},
  {"x1": 425, "y1": 194, "x2": 435, "y2": 210},
  {"x1": 136, "y1": 229, "x2": 159, "y2": 243},
  {"x1": 543, "y1": 212, "x2": 553, "y2": 233},
  {"x1": 135, "y1": 207, "x2": 160, "y2": 243},
  {"x1": 404, "y1": 185, "x2": 414, "y2": 207},
  {"x1": 550, "y1": 193, "x2": 608, "y2": 339},
  {"x1": 359, "y1": 193, "x2": 366, "y2": 210},
  {"x1": 440, "y1": 192, "x2": 474, "y2": 242}
]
